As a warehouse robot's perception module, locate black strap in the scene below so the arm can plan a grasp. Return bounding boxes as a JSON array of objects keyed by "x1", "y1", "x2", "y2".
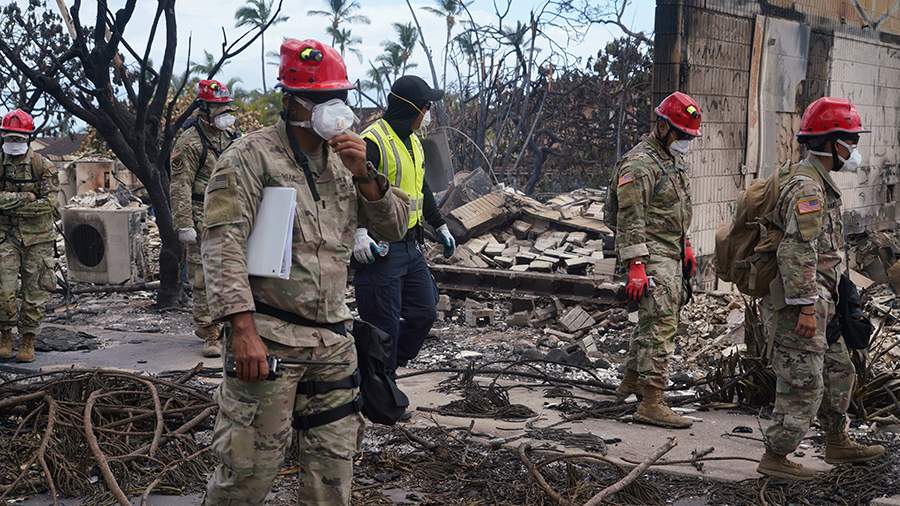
[
  {"x1": 297, "y1": 369, "x2": 361, "y2": 396},
  {"x1": 285, "y1": 121, "x2": 322, "y2": 202},
  {"x1": 292, "y1": 396, "x2": 362, "y2": 431},
  {"x1": 253, "y1": 299, "x2": 347, "y2": 336},
  {"x1": 191, "y1": 193, "x2": 205, "y2": 203}
]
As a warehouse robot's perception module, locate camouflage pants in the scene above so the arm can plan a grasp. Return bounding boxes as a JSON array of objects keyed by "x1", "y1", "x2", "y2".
[
  {"x1": 205, "y1": 333, "x2": 364, "y2": 506},
  {"x1": 763, "y1": 296, "x2": 854, "y2": 455},
  {"x1": 623, "y1": 256, "x2": 685, "y2": 389},
  {"x1": 189, "y1": 205, "x2": 218, "y2": 337},
  {"x1": 0, "y1": 238, "x2": 55, "y2": 335}
]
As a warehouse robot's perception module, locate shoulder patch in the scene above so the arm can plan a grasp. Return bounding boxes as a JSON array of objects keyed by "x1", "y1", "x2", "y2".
[
  {"x1": 618, "y1": 173, "x2": 635, "y2": 187},
  {"x1": 207, "y1": 173, "x2": 231, "y2": 192},
  {"x1": 796, "y1": 196, "x2": 822, "y2": 215}
]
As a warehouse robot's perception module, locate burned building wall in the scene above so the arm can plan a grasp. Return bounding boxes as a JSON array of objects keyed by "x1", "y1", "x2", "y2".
[{"x1": 654, "y1": 0, "x2": 900, "y2": 273}]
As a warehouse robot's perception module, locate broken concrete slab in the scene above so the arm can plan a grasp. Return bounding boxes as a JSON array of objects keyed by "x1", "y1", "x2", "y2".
[
  {"x1": 559, "y1": 305, "x2": 596, "y2": 333},
  {"x1": 511, "y1": 220, "x2": 532, "y2": 239},
  {"x1": 529, "y1": 260, "x2": 554, "y2": 272},
  {"x1": 430, "y1": 265, "x2": 621, "y2": 304},
  {"x1": 446, "y1": 192, "x2": 512, "y2": 243},
  {"x1": 483, "y1": 243, "x2": 505, "y2": 257}
]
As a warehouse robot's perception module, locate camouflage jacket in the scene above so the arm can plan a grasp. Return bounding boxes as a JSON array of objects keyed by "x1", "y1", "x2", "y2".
[
  {"x1": 0, "y1": 149, "x2": 59, "y2": 246},
  {"x1": 770, "y1": 157, "x2": 844, "y2": 306},
  {"x1": 170, "y1": 119, "x2": 236, "y2": 231},
  {"x1": 613, "y1": 134, "x2": 692, "y2": 262},
  {"x1": 202, "y1": 120, "x2": 410, "y2": 348}
]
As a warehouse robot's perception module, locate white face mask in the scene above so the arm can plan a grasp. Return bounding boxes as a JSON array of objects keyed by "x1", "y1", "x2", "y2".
[
  {"x1": 670, "y1": 139, "x2": 691, "y2": 155},
  {"x1": 810, "y1": 139, "x2": 863, "y2": 172},
  {"x1": 213, "y1": 113, "x2": 236, "y2": 131},
  {"x1": 2, "y1": 142, "x2": 28, "y2": 156},
  {"x1": 837, "y1": 139, "x2": 862, "y2": 172},
  {"x1": 289, "y1": 96, "x2": 357, "y2": 140},
  {"x1": 419, "y1": 110, "x2": 432, "y2": 130}
]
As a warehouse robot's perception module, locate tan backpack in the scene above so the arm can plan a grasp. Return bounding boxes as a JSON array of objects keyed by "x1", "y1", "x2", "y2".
[{"x1": 715, "y1": 162, "x2": 821, "y2": 296}]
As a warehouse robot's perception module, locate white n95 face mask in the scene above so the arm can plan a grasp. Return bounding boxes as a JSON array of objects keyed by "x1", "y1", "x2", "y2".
[
  {"x1": 837, "y1": 139, "x2": 862, "y2": 172},
  {"x1": 214, "y1": 113, "x2": 236, "y2": 131},
  {"x1": 420, "y1": 110, "x2": 432, "y2": 130},
  {"x1": 2, "y1": 142, "x2": 28, "y2": 156},
  {"x1": 670, "y1": 139, "x2": 691, "y2": 155},
  {"x1": 290, "y1": 96, "x2": 358, "y2": 140}
]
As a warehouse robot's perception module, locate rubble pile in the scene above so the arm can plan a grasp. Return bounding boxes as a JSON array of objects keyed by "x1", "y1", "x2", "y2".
[
  {"x1": 65, "y1": 187, "x2": 142, "y2": 210},
  {"x1": 431, "y1": 171, "x2": 615, "y2": 279}
]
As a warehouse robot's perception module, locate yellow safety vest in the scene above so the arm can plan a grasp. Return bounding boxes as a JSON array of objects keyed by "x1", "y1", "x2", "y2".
[{"x1": 362, "y1": 119, "x2": 425, "y2": 230}]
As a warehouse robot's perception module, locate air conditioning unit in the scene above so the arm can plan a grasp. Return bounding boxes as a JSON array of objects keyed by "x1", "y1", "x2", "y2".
[{"x1": 63, "y1": 207, "x2": 148, "y2": 284}]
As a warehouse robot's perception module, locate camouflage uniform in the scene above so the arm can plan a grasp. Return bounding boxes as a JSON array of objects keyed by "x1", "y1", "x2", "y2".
[
  {"x1": 613, "y1": 133, "x2": 692, "y2": 390},
  {"x1": 202, "y1": 120, "x2": 409, "y2": 505},
  {"x1": 763, "y1": 157, "x2": 854, "y2": 455},
  {"x1": 170, "y1": 120, "x2": 235, "y2": 339},
  {"x1": 0, "y1": 149, "x2": 58, "y2": 336}
]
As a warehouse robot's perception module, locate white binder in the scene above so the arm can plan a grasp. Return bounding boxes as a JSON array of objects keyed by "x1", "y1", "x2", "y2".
[{"x1": 246, "y1": 187, "x2": 296, "y2": 279}]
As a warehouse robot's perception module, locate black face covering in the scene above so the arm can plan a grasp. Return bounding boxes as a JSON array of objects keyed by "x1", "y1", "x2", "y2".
[{"x1": 383, "y1": 93, "x2": 422, "y2": 139}]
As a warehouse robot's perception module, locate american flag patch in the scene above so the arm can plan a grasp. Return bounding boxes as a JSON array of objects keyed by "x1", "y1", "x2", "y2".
[
  {"x1": 618, "y1": 173, "x2": 635, "y2": 187},
  {"x1": 797, "y1": 197, "x2": 822, "y2": 215}
]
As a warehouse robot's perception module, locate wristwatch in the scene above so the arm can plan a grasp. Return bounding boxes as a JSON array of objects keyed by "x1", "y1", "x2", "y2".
[{"x1": 353, "y1": 161, "x2": 378, "y2": 184}]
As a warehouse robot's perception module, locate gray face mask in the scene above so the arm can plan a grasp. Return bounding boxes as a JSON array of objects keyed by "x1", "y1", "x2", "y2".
[{"x1": 670, "y1": 139, "x2": 691, "y2": 155}]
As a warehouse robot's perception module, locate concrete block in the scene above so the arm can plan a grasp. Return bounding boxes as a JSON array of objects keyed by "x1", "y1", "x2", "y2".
[
  {"x1": 484, "y1": 243, "x2": 506, "y2": 257},
  {"x1": 529, "y1": 260, "x2": 554, "y2": 272},
  {"x1": 515, "y1": 252, "x2": 537, "y2": 264},
  {"x1": 566, "y1": 231, "x2": 588, "y2": 246},
  {"x1": 465, "y1": 307, "x2": 494, "y2": 327},
  {"x1": 509, "y1": 264, "x2": 530, "y2": 272},
  {"x1": 559, "y1": 305, "x2": 596, "y2": 332},
  {"x1": 436, "y1": 294, "x2": 452, "y2": 312},
  {"x1": 494, "y1": 256, "x2": 514, "y2": 268},
  {"x1": 507, "y1": 311, "x2": 531, "y2": 327},
  {"x1": 465, "y1": 237, "x2": 489, "y2": 255},
  {"x1": 512, "y1": 220, "x2": 532, "y2": 239}
]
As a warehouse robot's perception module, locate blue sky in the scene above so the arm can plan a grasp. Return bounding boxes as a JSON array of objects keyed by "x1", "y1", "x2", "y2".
[{"x1": 47, "y1": 0, "x2": 656, "y2": 94}]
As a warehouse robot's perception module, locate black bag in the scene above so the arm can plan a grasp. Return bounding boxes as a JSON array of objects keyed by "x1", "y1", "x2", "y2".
[
  {"x1": 353, "y1": 320, "x2": 409, "y2": 425},
  {"x1": 826, "y1": 274, "x2": 874, "y2": 350}
]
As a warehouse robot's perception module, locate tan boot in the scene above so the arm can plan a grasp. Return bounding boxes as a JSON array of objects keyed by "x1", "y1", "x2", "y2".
[
  {"x1": 825, "y1": 432, "x2": 885, "y2": 464},
  {"x1": 615, "y1": 370, "x2": 641, "y2": 401},
  {"x1": 0, "y1": 330, "x2": 13, "y2": 359},
  {"x1": 757, "y1": 451, "x2": 819, "y2": 481},
  {"x1": 633, "y1": 385, "x2": 693, "y2": 429},
  {"x1": 200, "y1": 325, "x2": 222, "y2": 358},
  {"x1": 15, "y1": 333, "x2": 35, "y2": 363}
]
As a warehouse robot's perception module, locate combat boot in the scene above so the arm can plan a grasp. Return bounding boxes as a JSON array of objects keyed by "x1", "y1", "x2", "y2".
[
  {"x1": 0, "y1": 330, "x2": 13, "y2": 359},
  {"x1": 757, "y1": 451, "x2": 819, "y2": 481},
  {"x1": 633, "y1": 385, "x2": 693, "y2": 429},
  {"x1": 199, "y1": 325, "x2": 222, "y2": 358},
  {"x1": 15, "y1": 333, "x2": 35, "y2": 363},
  {"x1": 615, "y1": 369, "x2": 642, "y2": 401},
  {"x1": 825, "y1": 432, "x2": 885, "y2": 464}
]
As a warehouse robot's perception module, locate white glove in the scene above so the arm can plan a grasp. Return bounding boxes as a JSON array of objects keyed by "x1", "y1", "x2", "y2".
[
  {"x1": 353, "y1": 228, "x2": 377, "y2": 264},
  {"x1": 178, "y1": 227, "x2": 197, "y2": 244},
  {"x1": 437, "y1": 224, "x2": 456, "y2": 258}
]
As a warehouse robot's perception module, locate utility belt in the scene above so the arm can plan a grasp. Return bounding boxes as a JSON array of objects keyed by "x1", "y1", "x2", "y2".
[
  {"x1": 236, "y1": 308, "x2": 409, "y2": 430},
  {"x1": 253, "y1": 299, "x2": 347, "y2": 336}
]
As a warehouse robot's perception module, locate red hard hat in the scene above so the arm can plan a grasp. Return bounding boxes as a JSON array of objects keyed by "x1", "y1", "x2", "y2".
[
  {"x1": 1, "y1": 109, "x2": 35, "y2": 135},
  {"x1": 798, "y1": 97, "x2": 869, "y2": 137},
  {"x1": 655, "y1": 92, "x2": 702, "y2": 137},
  {"x1": 197, "y1": 79, "x2": 233, "y2": 103},
  {"x1": 277, "y1": 39, "x2": 354, "y2": 93}
]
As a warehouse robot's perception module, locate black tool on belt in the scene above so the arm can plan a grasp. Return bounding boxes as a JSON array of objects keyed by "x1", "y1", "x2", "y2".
[{"x1": 224, "y1": 355, "x2": 351, "y2": 381}]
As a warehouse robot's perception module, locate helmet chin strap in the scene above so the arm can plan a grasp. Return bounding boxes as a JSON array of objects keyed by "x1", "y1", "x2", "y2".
[{"x1": 808, "y1": 142, "x2": 842, "y2": 170}]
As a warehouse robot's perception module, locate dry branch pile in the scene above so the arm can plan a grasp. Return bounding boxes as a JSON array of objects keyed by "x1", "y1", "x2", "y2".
[{"x1": 0, "y1": 368, "x2": 217, "y2": 505}]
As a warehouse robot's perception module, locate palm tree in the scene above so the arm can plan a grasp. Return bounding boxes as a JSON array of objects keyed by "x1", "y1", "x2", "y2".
[
  {"x1": 190, "y1": 51, "x2": 225, "y2": 78},
  {"x1": 422, "y1": 0, "x2": 468, "y2": 88},
  {"x1": 235, "y1": 0, "x2": 289, "y2": 93},
  {"x1": 328, "y1": 27, "x2": 363, "y2": 62},
  {"x1": 392, "y1": 22, "x2": 418, "y2": 72},
  {"x1": 308, "y1": 0, "x2": 370, "y2": 47},
  {"x1": 363, "y1": 62, "x2": 388, "y2": 105}
]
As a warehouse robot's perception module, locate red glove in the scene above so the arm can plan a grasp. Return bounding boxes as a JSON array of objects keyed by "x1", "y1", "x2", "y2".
[
  {"x1": 626, "y1": 261, "x2": 650, "y2": 302},
  {"x1": 684, "y1": 240, "x2": 697, "y2": 278}
]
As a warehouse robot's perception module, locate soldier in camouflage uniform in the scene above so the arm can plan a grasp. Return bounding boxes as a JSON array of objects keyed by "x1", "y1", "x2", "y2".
[
  {"x1": 170, "y1": 79, "x2": 239, "y2": 357},
  {"x1": 610, "y1": 92, "x2": 701, "y2": 429},
  {"x1": 202, "y1": 39, "x2": 409, "y2": 505},
  {"x1": 0, "y1": 109, "x2": 58, "y2": 363},
  {"x1": 757, "y1": 97, "x2": 884, "y2": 480}
]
